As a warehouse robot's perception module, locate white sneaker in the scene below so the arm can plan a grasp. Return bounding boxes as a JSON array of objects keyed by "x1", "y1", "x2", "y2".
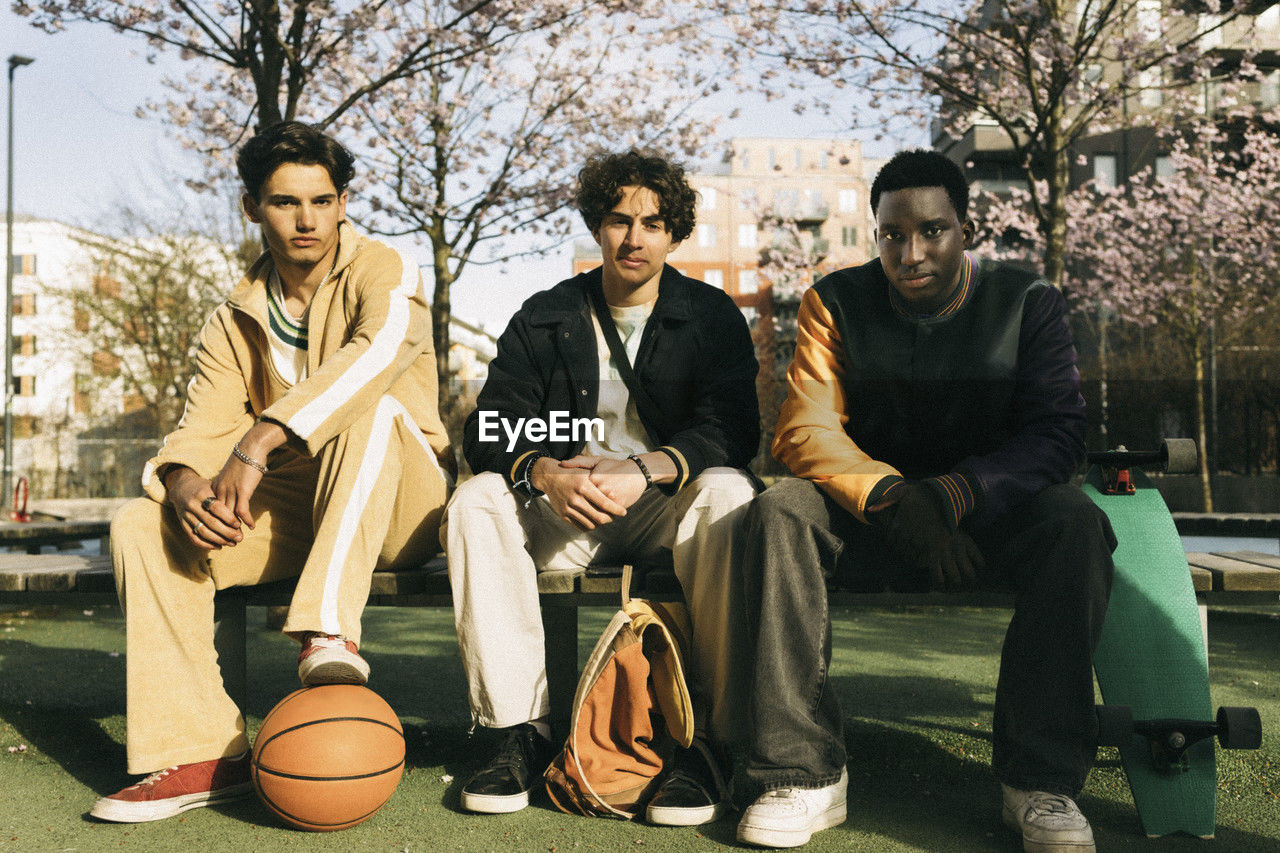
[
  {"x1": 736, "y1": 768, "x2": 848, "y2": 848},
  {"x1": 1001, "y1": 784, "x2": 1096, "y2": 853},
  {"x1": 297, "y1": 634, "x2": 369, "y2": 686}
]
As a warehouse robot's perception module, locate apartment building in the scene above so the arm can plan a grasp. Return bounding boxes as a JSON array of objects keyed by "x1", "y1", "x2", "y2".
[{"x1": 937, "y1": 1, "x2": 1280, "y2": 193}]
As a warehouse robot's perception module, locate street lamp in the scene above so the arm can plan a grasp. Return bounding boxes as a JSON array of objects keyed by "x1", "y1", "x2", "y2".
[{"x1": 6, "y1": 54, "x2": 35, "y2": 506}]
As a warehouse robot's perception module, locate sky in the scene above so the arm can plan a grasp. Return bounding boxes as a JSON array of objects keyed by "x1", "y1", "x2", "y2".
[{"x1": 3, "y1": 6, "x2": 897, "y2": 333}]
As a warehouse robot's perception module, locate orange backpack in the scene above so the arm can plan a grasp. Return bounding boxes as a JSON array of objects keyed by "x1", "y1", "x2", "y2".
[{"x1": 543, "y1": 565, "x2": 694, "y2": 819}]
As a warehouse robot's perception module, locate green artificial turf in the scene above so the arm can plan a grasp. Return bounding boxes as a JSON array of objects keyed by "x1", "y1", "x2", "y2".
[{"x1": 1, "y1": 603, "x2": 1276, "y2": 852}]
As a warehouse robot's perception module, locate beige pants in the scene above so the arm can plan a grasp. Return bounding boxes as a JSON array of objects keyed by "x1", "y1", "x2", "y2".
[
  {"x1": 443, "y1": 467, "x2": 755, "y2": 746},
  {"x1": 112, "y1": 396, "x2": 450, "y2": 773}
]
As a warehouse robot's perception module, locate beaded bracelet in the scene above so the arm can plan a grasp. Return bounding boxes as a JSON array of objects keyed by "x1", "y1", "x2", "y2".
[
  {"x1": 232, "y1": 442, "x2": 269, "y2": 474},
  {"x1": 627, "y1": 454, "x2": 653, "y2": 489}
]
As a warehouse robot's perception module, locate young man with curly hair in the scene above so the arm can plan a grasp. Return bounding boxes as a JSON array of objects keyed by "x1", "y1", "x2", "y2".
[
  {"x1": 93, "y1": 121, "x2": 453, "y2": 823},
  {"x1": 445, "y1": 150, "x2": 760, "y2": 822}
]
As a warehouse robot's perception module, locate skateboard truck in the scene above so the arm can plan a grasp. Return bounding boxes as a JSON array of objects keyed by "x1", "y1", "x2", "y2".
[
  {"x1": 1097, "y1": 704, "x2": 1262, "y2": 773},
  {"x1": 1086, "y1": 438, "x2": 1198, "y2": 496}
]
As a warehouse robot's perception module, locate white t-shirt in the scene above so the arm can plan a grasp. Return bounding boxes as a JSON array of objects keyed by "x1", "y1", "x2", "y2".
[
  {"x1": 265, "y1": 270, "x2": 309, "y2": 387},
  {"x1": 584, "y1": 300, "x2": 656, "y2": 459}
]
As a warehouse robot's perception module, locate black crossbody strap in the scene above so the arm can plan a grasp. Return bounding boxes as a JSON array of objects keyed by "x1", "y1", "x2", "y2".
[{"x1": 587, "y1": 280, "x2": 671, "y2": 444}]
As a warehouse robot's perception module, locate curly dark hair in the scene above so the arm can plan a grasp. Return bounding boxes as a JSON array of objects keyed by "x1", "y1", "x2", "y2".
[
  {"x1": 237, "y1": 121, "x2": 356, "y2": 201},
  {"x1": 870, "y1": 149, "x2": 970, "y2": 221},
  {"x1": 574, "y1": 150, "x2": 697, "y2": 243}
]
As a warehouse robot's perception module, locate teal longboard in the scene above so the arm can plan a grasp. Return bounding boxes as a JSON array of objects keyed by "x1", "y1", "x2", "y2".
[{"x1": 1086, "y1": 440, "x2": 1261, "y2": 838}]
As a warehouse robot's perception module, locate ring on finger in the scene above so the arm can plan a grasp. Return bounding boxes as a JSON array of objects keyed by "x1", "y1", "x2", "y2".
[
  {"x1": 193, "y1": 520, "x2": 205, "y2": 535},
  {"x1": 201, "y1": 496, "x2": 217, "y2": 512}
]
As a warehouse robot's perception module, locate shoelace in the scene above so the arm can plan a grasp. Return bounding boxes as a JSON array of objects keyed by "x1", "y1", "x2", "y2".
[
  {"x1": 307, "y1": 635, "x2": 350, "y2": 650},
  {"x1": 1026, "y1": 793, "x2": 1077, "y2": 817},
  {"x1": 137, "y1": 767, "x2": 176, "y2": 788},
  {"x1": 489, "y1": 729, "x2": 534, "y2": 773}
]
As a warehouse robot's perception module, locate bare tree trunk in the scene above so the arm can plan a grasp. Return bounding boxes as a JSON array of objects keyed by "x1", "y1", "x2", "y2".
[
  {"x1": 432, "y1": 248, "x2": 455, "y2": 424},
  {"x1": 1193, "y1": 338, "x2": 1214, "y2": 512}
]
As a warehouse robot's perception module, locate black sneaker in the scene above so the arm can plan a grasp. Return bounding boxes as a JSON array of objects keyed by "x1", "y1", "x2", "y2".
[
  {"x1": 645, "y1": 737, "x2": 730, "y2": 826},
  {"x1": 460, "y1": 724, "x2": 556, "y2": 813}
]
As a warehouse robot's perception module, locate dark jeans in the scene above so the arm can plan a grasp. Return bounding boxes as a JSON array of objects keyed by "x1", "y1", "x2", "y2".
[{"x1": 742, "y1": 478, "x2": 1116, "y2": 797}]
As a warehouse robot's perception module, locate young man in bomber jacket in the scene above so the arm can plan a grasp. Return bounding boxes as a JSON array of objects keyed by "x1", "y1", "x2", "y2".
[
  {"x1": 445, "y1": 150, "x2": 760, "y2": 824},
  {"x1": 93, "y1": 122, "x2": 453, "y2": 823},
  {"x1": 734, "y1": 150, "x2": 1117, "y2": 851}
]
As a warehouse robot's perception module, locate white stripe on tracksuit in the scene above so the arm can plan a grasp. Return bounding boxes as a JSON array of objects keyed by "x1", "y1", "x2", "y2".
[
  {"x1": 289, "y1": 249, "x2": 420, "y2": 442},
  {"x1": 318, "y1": 394, "x2": 443, "y2": 634}
]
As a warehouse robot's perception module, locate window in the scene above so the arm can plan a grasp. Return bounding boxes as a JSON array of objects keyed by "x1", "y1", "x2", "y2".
[
  {"x1": 1093, "y1": 154, "x2": 1118, "y2": 189},
  {"x1": 75, "y1": 374, "x2": 91, "y2": 415},
  {"x1": 1261, "y1": 5, "x2": 1279, "y2": 31},
  {"x1": 794, "y1": 149, "x2": 803, "y2": 170},
  {"x1": 701, "y1": 186, "x2": 717, "y2": 210},
  {"x1": 1136, "y1": 0, "x2": 1161, "y2": 42},
  {"x1": 9, "y1": 254, "x2": 36, "y2": 276},
  {"x1": 838, "y1": 189, "x2": 859, "y2": 213},
  {"x1": 698, "y1": 224, "x2": 717, "y2": 248},
  {"x1": 1199, "y1": 15, "x2": 1223, "y2": 49},
  {"x1": 1155, "y1": 156, "x2": 1174, "y2": 179},
  {"x1": 92, "y1": 350, "x2": 121, "y2": 376},
  {"x1": 767, "y1": 148, "x2": 777, "y2": 170},
  {"x1": 737, "y1": 269, "x2": 758, "y2": 294},
  {"x1": 738, "y1": 188, "x2": 757, "y2": 211},
  {"x1": 737, "y1": 223, "x2": 757, "y2": 248},
  {"x1": 703, "y1": 268, "x2": 724, "y2": 289},
  {"x1": 1139, "y1": 67, "x2": 1163, "y2": 108},
  {"x1": 12, "y1": 376, "x2": 35, "y2": 397},
  {"x1": 11, "y1": 294, "x2": 36, "y2": 316},
  {"x1": 819, "y1": 151, "x2": 829, "y2": 170},
  {"x1": 1263, "y1": 70, "x2": 1280, "y2": 109},
  {"x1": 842, "y1": 226, "x2": 858, "y2": 247},
  {"x1": 12, "y1": 335, "x2": 35, "y2": 357},
  {"x1": 740, "y1": 306, "x2": 758, "y2": 328}
]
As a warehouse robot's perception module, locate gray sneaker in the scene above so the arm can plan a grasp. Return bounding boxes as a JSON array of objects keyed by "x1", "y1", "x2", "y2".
[
  {"x1": 736, "y1": 768, "x2": 848, "y2": 848},
  {"x1": 1001, "y1": 784, "x2": 1096, "y2": 853}
]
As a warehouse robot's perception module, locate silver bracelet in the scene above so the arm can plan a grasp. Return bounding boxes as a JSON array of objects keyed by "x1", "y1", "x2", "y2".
[{"x1": 232, "y1": 442, "x2": 269, "y2": 474}]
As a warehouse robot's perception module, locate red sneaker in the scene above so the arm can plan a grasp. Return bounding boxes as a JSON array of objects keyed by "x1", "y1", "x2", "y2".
[
  {"x1": 297, "y1": 633, "x2": 370, "y2": 685},
  {"x1": 90, "y1": 753, "x2": 252, "y2": 823}
]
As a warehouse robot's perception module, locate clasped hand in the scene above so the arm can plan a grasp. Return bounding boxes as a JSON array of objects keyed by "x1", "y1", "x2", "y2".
[
  {"x1": 533, "y1": 455, "x2": 648, "y2": 531},
  {"x1": 875, "y1": 482, "x2": 984, "y2": 591}
]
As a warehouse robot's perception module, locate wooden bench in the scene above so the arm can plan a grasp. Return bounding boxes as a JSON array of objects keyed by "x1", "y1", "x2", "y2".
[{"x1": 3, "y1": 527, "x2": 1279, "y2": 730}]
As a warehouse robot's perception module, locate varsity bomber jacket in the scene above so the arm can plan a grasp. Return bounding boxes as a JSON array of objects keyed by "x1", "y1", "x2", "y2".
[
  {"x1": 141, "y1": 222, "x2": 453, "y2": 501},
  {"x1": 463, "y1": 265, "x2": 760, "y2": 492},
  {"x1": 774, "y1": 253, "x2": 1087, "y2": 527}
]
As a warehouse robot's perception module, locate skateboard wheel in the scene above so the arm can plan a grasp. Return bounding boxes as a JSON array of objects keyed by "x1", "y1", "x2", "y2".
[
  {"x1": 1096, "y1": 704, "x2": 1133, "y2": 746},
  {"x1": 1217, "y1": 706, "x2": 1262, "y2": 750},
  {"x1": 1162, "y1": 438, "x2": 1198, "y2": 474}
]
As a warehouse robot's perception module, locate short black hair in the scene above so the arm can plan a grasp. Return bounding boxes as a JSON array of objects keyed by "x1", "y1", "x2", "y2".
[
  {"x1": 870, "y1": 149, "x2": 970, "y2": 221},
  {"x1": 574, "y1": 150, "x2": 697, "y2": 243},
  {"x1": 236, "y1": 121, "x2": 356, "y2": 201}
]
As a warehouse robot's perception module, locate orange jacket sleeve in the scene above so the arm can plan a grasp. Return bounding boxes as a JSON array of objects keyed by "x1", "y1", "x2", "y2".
[{"x1": 772, "y1": 287, "x2": 901, "y2": 522}]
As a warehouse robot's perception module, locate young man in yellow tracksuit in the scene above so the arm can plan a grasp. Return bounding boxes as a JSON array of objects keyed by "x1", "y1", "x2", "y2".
[{"x1": 92, "y1": 121, "x2": 453, "y2": 823}]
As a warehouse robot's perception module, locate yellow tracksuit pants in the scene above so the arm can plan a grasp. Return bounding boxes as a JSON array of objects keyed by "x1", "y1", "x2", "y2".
[{"x1": 111, "y1": 396, "x2": 450, "y2": 773}]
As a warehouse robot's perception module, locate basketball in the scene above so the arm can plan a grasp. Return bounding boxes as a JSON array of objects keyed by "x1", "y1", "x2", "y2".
[{"x1": 251, "y1": 685, "x2": 405, "y2": 831}]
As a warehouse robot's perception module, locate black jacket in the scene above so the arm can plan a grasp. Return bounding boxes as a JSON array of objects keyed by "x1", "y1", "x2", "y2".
[
  {"x1": 807, "y1": 256, "x2": 1086, "y2": 523},
  {"x1": 463, "y1": 265, "x2": 760, "y2": 490}
]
